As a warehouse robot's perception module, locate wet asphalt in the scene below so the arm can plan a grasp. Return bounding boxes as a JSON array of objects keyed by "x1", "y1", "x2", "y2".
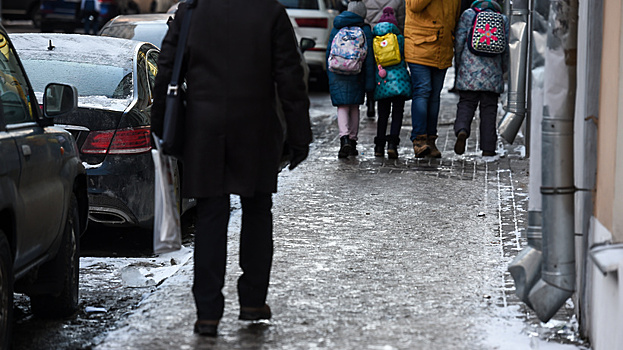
[{"x1": 91, "y1": 77, "x2": 584, "y2": 350}]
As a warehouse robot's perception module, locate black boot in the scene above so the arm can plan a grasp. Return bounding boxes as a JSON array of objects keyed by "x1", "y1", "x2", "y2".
[
  {"x1": 349, "y1": 138, "x2": 358, "y2": 156},
  {"x1": 338, "y1": 135, "x2": 351, "y2": 158},
  {"x1": 366, "y1": 93, "x2": 375, "y2": 118},
  {"x1": 373, "y1": 136, "x2": 385, "y2": 157},
  {"x1": 386, "y1": 135, "x2": 400, "y2": 159}
]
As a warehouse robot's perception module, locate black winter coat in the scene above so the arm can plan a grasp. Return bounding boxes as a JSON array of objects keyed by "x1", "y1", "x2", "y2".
[{"x1": 152, "y1": 0, "x2": 312, "y2": 198}]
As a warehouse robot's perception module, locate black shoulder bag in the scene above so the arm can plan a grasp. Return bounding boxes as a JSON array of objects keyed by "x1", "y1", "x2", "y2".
[{"x1": 160, "y1": 0, "x2": 196, "y2": 159}]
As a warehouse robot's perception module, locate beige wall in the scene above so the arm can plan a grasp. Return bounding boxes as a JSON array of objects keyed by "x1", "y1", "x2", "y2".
[{"x1": 596, "y1": 0, "x2": 621, "y2": 241}]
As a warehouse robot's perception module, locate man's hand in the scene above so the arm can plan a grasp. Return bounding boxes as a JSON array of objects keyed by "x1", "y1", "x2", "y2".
[{"x1": 288, "y1": 145, "x2": 309, "y2": 170}]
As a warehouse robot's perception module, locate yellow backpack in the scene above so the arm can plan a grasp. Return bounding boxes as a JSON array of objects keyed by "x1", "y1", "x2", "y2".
[{"x1": 373, "y1": 33, "x2": 401, "y2": 67}]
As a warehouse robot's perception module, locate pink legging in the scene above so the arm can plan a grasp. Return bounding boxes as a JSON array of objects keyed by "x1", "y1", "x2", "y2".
[{"x1": 337, "y1": 105, "x2": 360, "y2": 140}]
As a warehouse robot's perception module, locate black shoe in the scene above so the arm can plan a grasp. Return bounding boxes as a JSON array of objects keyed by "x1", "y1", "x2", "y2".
[
  {"x1": 366, "y1": 100, "x2": 375, "y2": 118},
  {"x1": 373, "y1": 136, "x2": 384, "y2": 157},
  {"x1": 387, "y1": 143, "x2": 398, "y2": 159},
  {"x1": 194, "y1": 320, "x2": 218, "y2": 337},
  {"x1": 482, "y1": 150, "x2": 497, "y2": 157},
  {"x1": 349, "y1": 139, "x2": 358, "y2": 156},
  {"x1": 374, "y1": 144, "x2": 384, "y2": 157},
  {"x1": 454, "y1": 130, "x2": 468, "y2": 155},
  {"x1": 239, "y1": 304, "x2": 272, "y2": 321},
  {"x1": 386, "y1": 135, "x2": 399, "y2": 159},
  {"x1": 367, "y1": 108, "x2": 375, "y2": 118},
  {"x1": 338, "y1": 136, "x2": 351, "y2": 158}
]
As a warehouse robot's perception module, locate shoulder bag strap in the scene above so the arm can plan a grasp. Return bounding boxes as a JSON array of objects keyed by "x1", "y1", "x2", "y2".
[{"x1": 167, "y1": 0, "x2": 196, "y2": 98}]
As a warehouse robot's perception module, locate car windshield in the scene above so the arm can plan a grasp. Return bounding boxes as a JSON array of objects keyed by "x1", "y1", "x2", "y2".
[
  {"x1": 278, "y1": 0, "x2": 319, "y2": 9},
  {"x1": 20, "y1": 59, "x2": 133, "y2": 111}
]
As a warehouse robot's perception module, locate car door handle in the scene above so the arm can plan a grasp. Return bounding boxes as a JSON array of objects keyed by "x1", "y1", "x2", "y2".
[{"x1": 21, "y1": 145, "x2": 32, "y2": 157}]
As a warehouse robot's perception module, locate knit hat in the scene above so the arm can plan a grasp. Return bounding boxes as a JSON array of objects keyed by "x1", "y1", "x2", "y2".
[
  {"x1": 379, "y1": 7, "x2": 398, "y2": 27},
  {"x1": 347, "y1": 0, "x2": 367, "y2": 19}
]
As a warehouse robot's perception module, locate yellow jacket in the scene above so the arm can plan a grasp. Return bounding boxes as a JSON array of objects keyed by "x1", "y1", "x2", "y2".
[{"x1": 404, "y1": 0, "x2": 461, "y2": 69}]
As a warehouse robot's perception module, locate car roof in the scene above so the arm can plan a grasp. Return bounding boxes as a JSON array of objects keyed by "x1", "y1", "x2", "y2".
[
  {"x1": 10, "y1": 33, "x2": 153, "y2": 67},
  {"x1": 104, "y1": 13, "x2": 173, "y2": 26}
]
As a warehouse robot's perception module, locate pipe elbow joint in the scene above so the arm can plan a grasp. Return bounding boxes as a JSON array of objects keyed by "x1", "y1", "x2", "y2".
[
  {"x1": 528, "y1": 279, "x2": 574, "y2": 322},
  {"x1": 508, "y1": 247, "x2": 542, "y2": 308},
  {"x1": 498, "y1": 111, "x2": 526, "y2": 144}
]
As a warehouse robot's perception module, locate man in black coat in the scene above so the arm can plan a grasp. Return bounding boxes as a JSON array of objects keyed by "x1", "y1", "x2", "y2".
[{"x1": 151, "y1": 0, "x2": 312, "y2": 337}]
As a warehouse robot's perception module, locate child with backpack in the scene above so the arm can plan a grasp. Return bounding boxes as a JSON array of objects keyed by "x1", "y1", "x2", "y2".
[
  {"x1": 327, "y1": 0, "x2": 376, "y2": 159},
  {"x1": 371, "y1": 7, "x2": 411, "y2": 159},
  {"x1": 453, "y1": 0, "x2": 509, "y2": 157}
]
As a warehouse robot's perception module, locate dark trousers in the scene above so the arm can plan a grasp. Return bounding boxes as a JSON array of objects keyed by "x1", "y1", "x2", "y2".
[
  {"x1": 377, "y1": 97, "x2": 405, "y2": 139},
  {"x1": 454, "y1": 91, "x2": 500, "y2": 152},
  {"x1": 193, "y1": 194, "x2": 273, "y2": 320}
]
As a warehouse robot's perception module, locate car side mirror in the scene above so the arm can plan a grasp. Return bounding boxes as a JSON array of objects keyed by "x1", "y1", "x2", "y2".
[
  {"x1": 43, "y1": 83, "x2": 78, "y2": 118},
  {"x1": 300, "y1": 38, "x2": 316, "y2": 53}
]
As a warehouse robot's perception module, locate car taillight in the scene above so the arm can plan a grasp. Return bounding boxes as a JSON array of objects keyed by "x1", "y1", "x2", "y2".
[
  {"x1": 109, "y1": 127, "x2": 151, "y2": 154},
  {"x1": 98, "y1": 0, "x2": 115, "y2": 3},
  {"x1": 82, "y1": 130, "x2": 115, "y2": 154},
  {"x1": 81, "y1": 127, "x2": 151, "y2": 155},
  {"x1": 295, "y1": 18, "x2": 328, "y2": 28}
]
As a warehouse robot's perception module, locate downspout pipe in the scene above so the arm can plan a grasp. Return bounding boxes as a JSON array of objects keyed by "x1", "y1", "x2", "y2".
[
  {"x1": 498, "y1": 0, "x2": 530, "y2": 144},
  {"x1": 527, "y1": 0, "x2": 577, "y2": 322},
  {"x1": 508, "y1": 0, "x2": 543, "y2": 309}
]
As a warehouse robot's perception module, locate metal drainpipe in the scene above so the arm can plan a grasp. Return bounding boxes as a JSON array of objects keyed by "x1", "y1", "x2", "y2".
[
  {"x1": 508, "y1": 0, "x2": 544, "y2": 309},
  {"x1": 498, "y1": 0, "x2": 530, "y2": 144},
  {"x1": 527, "y1": 0, "x2": 578, "y2": 322}
]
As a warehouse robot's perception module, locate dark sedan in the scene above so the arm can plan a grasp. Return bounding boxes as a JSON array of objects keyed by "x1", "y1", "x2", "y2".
[{"x1": 11, "y1": 33, "x2": 187, "y2": 230}]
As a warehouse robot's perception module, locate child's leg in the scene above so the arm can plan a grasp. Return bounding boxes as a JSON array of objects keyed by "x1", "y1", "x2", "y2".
[
  {"x1": 389, "y1": 97, "x2": 405, "y2": 137},
  {"x1": 377, "y1": 99, "x2": 391, "y2": 138},
  {"x1": 454, "y1": 91, "x2": 479, "y2": 136},
  {"x1": 348, "y1": 105, "x2": 360, "y2": 141},
  {"x1": 478, "y1": 92, "x2": 500, "y2": 152},
  {"x1": 337, "y1": 105, "x2": 350, "y2": 138}
]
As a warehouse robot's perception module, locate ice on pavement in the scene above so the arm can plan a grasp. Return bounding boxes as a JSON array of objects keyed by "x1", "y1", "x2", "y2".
[{"x1": 80, "y1": 246, "x2": 193, "y2": 288}]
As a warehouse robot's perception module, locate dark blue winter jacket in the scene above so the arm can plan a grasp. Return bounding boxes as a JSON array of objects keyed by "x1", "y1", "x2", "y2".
[
  {"x1": 326, "y1": 11, "x2": 376, "y2": 106},
  {"x1": 372, "y1": 22, "x2": 412, "y2": 101}
]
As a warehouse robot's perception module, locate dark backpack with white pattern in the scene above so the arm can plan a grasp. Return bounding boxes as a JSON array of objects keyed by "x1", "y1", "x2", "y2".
[{"x1": 468, "y1": 8, "x2": 506, "y2": 56}]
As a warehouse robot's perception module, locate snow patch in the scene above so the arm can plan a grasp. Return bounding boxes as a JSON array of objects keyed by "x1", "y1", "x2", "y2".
[{"x1": 80, "y1": 246, "x2": 193, "y2": 288}]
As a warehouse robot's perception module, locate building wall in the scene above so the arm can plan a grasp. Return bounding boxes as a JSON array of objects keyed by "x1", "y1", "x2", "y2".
[
  {"x1": 595, "y1": 0, "x2": 619, "y2": 235},
  {"x1": 588, "y1": 0, "x2": 623, "y2": 348},
  {"x1": 588, "y1": 218, "x2": 623, "y2": 349}
]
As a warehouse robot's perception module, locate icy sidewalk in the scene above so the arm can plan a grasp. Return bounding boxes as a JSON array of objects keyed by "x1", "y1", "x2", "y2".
[{"x1": 95, "y1": 80, "x2": 586, "y2": 349}]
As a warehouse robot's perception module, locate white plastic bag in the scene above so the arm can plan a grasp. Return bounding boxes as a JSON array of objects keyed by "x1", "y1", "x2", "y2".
[{"x1": 152, "y1": 135, "x2": 182, "y2": 254}]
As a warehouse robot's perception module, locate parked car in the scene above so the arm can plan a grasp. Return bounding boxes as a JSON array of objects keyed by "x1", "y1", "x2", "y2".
[
  {"x1": 0, "y1": 25, "x2": 88, "y2": 348},
  {"x1": 12, "y1": 33, "x2": 191, "y2": 230},
  {"x1": 99, "y1": 13, "x2": 173, "y2": 48},
  {"x1": 39, "y1": 0, "x2": 140, "y2": 33},
  {"x1": 278, "y1": 0, "x2": 341, "y2": 84},
  {"x1": 1, "y1": 0, "x2": 42, "y2": 25}
]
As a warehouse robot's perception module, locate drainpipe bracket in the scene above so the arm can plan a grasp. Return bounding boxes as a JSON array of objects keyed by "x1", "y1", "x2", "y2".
[
  {"x1": 589, "y1": 242, "x2": 623, "y2": 275},
  {"x1": 540, "y1": 186, "x2": 576, "y2": 195}
]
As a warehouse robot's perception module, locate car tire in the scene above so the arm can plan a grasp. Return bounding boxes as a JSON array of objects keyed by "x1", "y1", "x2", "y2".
[
  {"x1": 0, "y1": 232, "x2": 13, "y2": 349},
  {"x1": 30, "y1": 195, "x2": 80, "y2": 318}
]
